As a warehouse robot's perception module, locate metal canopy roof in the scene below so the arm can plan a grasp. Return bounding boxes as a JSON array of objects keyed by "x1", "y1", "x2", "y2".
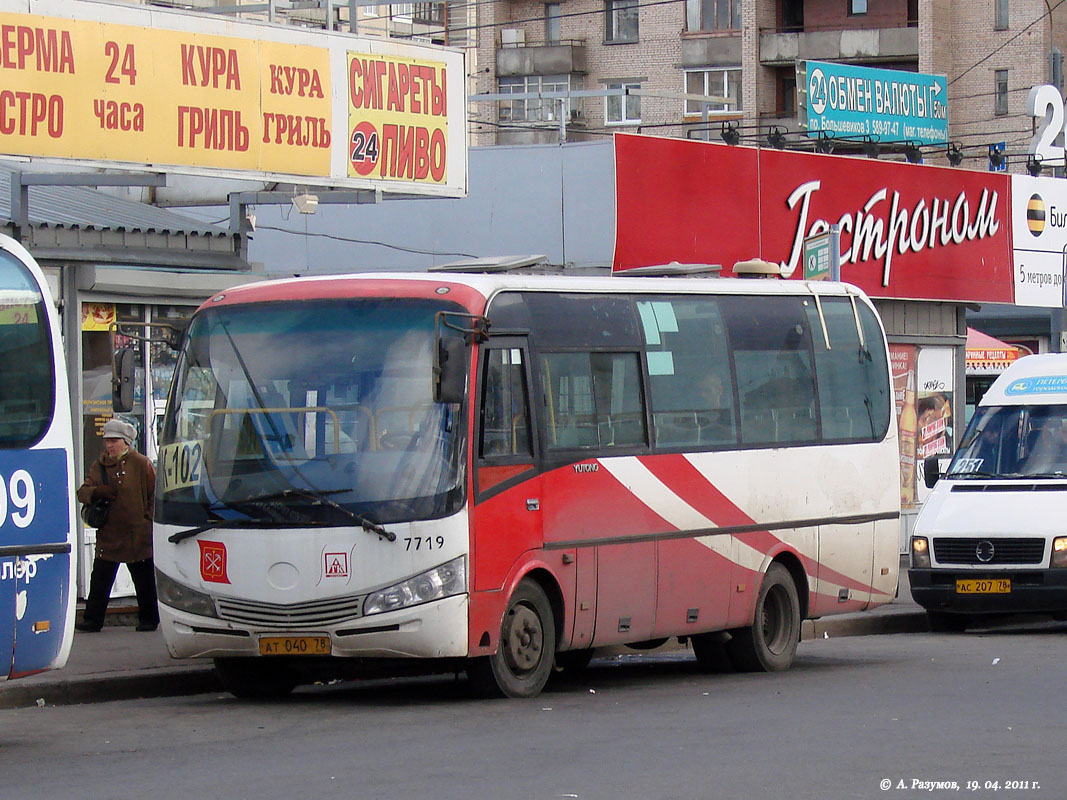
[{"x1": 0, "y1": 162, "x2": 249, "y2": 271}]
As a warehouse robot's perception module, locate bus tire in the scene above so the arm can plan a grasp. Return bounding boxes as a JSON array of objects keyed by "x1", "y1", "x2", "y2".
[
  {"x1": 213, "y1": 657, "x2": 299, "y2": 699},
  {"x1": 726, "y1": 563, "x2": 800, "y2": 673},
  {"x1": 468, "y1": 579, "x2": 556, "y2": 698}
]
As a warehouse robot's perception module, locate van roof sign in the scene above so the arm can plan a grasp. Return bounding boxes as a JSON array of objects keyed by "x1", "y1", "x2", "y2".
[{"x1": 981, "y1": 354, "x2": 1067, "y2": 406}]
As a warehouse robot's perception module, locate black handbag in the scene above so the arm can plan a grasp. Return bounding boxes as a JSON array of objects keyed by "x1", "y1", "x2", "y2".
[{"x1": 81, "y1": 462, "x2": 112, "y2": 528}]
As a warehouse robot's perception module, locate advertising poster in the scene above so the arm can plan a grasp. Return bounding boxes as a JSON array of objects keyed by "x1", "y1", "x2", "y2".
[
  {"x1": 890, "y1": 344, "x2": 917, "y2": 509},
  {"x1": 915, "y1": 347, "x2": 955, "y2": 504}
]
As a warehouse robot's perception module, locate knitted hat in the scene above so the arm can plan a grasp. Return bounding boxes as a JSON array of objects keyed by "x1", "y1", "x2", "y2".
[{"x1": 102, "y1": 419, "x2": 136, "y2": 445}]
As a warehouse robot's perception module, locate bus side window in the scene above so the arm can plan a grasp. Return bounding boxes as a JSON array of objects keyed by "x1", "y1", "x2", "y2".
[
  {"x1": 540, "y1": 351, "x2": 647, "y2": 450},
  {"x1": 479, "y1": 347, "x2": 532, "y2": 459},
  {"x1": 723, "y1": 296, "x2": 817, "y2": 447},
  {"x1": 637, "y1": 296, "x2": 736, "y2": 449}
]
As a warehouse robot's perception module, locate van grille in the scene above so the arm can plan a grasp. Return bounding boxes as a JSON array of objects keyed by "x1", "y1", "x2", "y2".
[
  {"x1": 932, "y1": 537, "x2": 1045, "y2": 566},
  {"x1": 215, "y1": 594, "x2": 363, "y2": 628}
]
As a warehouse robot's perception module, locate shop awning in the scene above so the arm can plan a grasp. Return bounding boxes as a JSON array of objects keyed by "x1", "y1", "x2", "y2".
[{"x1": 966, "y1": 327, "x2": 1020, "y2": 375}]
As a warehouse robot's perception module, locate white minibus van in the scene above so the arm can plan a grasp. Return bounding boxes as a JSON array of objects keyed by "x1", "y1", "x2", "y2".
[{"x1": 910, "y1": 354, "x2": 1067, "y2": 631}]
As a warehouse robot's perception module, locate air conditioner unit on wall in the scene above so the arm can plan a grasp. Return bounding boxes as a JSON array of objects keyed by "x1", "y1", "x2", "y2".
[{"x1": 501, "y1": 28, "x2": 525, "y2": 46}]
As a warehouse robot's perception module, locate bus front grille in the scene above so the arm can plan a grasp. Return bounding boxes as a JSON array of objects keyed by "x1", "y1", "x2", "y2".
[
  {"x1": 932, "y1": 537, "x2": 1045, "y2": 565},
  {"x1": 215, "y1": 594, "x2": 363, "y2": 628}
]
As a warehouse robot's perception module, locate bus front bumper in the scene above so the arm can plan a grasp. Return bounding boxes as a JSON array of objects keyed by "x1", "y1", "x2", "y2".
[
  {"x1": 159, "y1": 593, "x2": 470, "y2": 660},
  {"x1": 908, "y1": 568, "x2": 1067, "y2": 615}
]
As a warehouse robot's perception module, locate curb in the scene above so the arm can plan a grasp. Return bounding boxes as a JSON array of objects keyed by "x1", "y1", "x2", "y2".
[
  {"x1": 0, "y1": 667, "x2": 221, "y2": 710},
  {"x1": 802, "y1": 610, "x2": 929, "y2": 640}
]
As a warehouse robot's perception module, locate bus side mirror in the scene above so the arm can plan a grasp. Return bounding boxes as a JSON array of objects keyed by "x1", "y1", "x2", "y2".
[
  {"x1": 923, "y1": 454, "x2": 942, "y2": 488},
  {"x1": 434, "y1": 337, "x2": 466, "y2": 404},
  {"x1": 112, "y1": 347, "x2": 135, "y2": 412},
  {"x1": 166, "y1": 320, "x2": 188, "y2": 351}
]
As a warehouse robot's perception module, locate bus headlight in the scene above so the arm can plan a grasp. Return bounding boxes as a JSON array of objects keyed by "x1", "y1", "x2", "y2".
[
  {"x1": 363, "y1": 556, "x2": 467, "y2": 616},
  {"x1": 155, "y1": 568, "x2": 219, "y2": 618},
  {"x1": 1052, "y1": 537, "x2": 1067, "y2": 568},
  {"x1": 911, "y1": 536, "x2": 931, "y2": 569}
]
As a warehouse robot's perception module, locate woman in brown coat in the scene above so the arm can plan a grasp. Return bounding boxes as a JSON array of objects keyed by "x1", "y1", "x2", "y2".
[{"x1": 75, "y1": 418, "x2": 159, "y2": 632}]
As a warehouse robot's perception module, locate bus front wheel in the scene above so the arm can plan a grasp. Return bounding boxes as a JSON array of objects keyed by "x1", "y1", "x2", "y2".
[
  {"x1": 727, "y1": 563, "x2": 800, "y2": 672},
  {"x1": 468, "y1": 579, "x2": 556, "y2": 698},
  {"x1": 214, "y1": 657, "x2": 299, "y2": 699}
]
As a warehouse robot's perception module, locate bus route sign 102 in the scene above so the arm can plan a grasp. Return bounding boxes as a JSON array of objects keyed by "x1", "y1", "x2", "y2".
[{"x1": 801, "y1": 61, "x2": 948, "y2": 147}]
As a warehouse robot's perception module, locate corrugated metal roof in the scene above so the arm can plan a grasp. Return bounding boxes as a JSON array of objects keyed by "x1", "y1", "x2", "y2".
[{"x1": 0, "y1": 162, "x2": 230, "y2": 238}]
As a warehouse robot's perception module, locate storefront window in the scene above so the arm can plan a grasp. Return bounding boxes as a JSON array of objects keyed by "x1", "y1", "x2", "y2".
[{"x1": 81, "y1": 303, "x2": 144, "y2": 478}]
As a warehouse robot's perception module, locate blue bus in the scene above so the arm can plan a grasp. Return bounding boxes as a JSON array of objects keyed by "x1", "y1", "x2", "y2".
[{"x1": 0, "y1": 234, "x2": 76, "y2": 680}]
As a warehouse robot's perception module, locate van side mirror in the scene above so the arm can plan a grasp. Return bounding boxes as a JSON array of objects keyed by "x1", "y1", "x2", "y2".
[
  {"x1": 434, "y1": 337, "x2": 467, "y2": 404},
  {"x1": 923, "y1": 454, "x2": 942, "y2": 488},
  {"x1": 112, "y1": 347, "x2": 135, "y2": 412}
]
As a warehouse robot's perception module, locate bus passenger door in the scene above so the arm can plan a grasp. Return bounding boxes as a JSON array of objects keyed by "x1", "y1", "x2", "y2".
[{"x1": 471, "y1": 340, "x2": 543, "y2": 596}]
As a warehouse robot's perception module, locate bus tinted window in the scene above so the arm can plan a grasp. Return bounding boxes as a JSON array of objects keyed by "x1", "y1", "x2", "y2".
[
  {"x1": 722, "y1": 296, "x2": 817, "y2": 446},
  {"x1": 524, "y1": 293, "x2": 642, "y2": 348},
  {"x1": 480, "y1": 347, "x2": 532, "y2": 458},
  {"x1": 0, "y1": 251, "x2": 54, "y2": 446},
  {"x1": 805, "y1": 298, "x2": 891, "y2": 442},
  {"x1": 541, "y1": 351, "x2": 646, "y2": 449},
  {"x1": 637, "y1": 297, "x2": 736, "y2": 448}
]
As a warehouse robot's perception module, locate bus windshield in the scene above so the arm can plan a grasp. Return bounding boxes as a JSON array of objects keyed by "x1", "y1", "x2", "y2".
[
  {"x1": 948, "y1": 404, "x2": 1067, "y2": 479},
  {"x1": 156, "y1": 297, "x2": 467, "y2": 527},
  {"x1": 0, "y1": 250, "x2": 55, "y2": 446}
]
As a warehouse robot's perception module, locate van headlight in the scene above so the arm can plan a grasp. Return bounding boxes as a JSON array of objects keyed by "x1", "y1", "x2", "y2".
[
  {"x1": 155, "y1": 568, "x2": 219, "y2": 618},
  {"x1": 1052, "y1": 537, "x2": 1067, "y2": 568},
  {"x1": 363, "y1": 556, "x2": 466, "y2": 616},
  {"x1": 911, "y1": 536, "x2": 931, "y2": 569}
]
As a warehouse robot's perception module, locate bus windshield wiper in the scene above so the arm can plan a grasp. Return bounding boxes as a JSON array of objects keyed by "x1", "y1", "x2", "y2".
[
  {"x1": 234, "y1": 487, "x2": 397, "y2": 542},
  {"x1": 168, "y1": 518, "x2": 262, "y2": 544}
]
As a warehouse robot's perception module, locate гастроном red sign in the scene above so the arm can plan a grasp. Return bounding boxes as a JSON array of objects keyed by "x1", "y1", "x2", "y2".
[{"x1": 613, "y1": 133, "x2": 1014, "y2": 305}]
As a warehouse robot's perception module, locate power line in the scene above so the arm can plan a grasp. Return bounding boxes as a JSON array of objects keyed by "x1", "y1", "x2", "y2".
[{"x1": 948, "y1": 0, "x2": 1067, "y2": 86}]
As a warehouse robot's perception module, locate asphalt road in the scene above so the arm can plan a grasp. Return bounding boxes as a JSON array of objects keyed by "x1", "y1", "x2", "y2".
[{"x1": 3, "y1": 622, "x2": 1065, "y2": 800}]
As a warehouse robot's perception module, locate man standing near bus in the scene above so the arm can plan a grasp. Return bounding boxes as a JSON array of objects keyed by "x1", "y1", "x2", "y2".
[{"x1": 75, "y1": 419, "x2": 160, "y2": 633}]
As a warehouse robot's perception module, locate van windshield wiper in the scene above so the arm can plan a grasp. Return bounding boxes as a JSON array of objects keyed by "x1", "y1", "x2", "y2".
[{"x1": 231, "y1": 487, "x2": 397, "y2": 542}]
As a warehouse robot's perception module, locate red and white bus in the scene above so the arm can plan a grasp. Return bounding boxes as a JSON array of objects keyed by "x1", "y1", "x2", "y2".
[{"x1": 154, "y1": 272, "x2": 900, "y2": 698}]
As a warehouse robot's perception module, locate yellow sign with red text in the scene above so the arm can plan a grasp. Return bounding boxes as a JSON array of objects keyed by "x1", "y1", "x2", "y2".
[
  {"x1": 347, "y1": 52, "x2": 449, "y2": 184},
  {"x1": 0, "y1": 0, "x2": 466, "y2": 195}
]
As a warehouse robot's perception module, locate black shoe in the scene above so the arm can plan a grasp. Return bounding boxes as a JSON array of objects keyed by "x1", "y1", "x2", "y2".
[
  {"x1": 75, "y1": 621, "x2": 102, "y2": 633},
  {"x1": 136, "y1": 622, "x2": 158, "y2": 632}
]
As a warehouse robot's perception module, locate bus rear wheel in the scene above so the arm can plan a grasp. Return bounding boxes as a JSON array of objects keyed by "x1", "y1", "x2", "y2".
[
  {"x1": 468, "y1": 579, "x2": 556, "y2": 698},
  {"x1": 727, "y1": 563, "x2": 800, "y2": 672},
  {"x1": 214, "y1": 657, "x2": 299, "y2": 699}
]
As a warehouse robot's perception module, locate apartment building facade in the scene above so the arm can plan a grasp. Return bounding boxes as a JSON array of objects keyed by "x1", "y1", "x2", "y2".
[{"x1": 470, "y1": 0, "x2": 1067, "y2": 170}]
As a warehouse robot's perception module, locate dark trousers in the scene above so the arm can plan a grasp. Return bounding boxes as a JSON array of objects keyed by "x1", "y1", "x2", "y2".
[{"x1": 82, "y1": 557, "x2": 159, "y2": 628}]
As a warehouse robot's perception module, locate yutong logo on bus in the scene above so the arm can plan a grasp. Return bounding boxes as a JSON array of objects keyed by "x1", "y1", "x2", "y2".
[{"x1": 781, "y1": 180, "x2": 1001, "y2": 285}]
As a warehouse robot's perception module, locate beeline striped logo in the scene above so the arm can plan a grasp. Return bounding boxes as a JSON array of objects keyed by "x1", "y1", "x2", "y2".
[{"x1": 1027, "y1": 193, "x2": 1046, "y2": 237}]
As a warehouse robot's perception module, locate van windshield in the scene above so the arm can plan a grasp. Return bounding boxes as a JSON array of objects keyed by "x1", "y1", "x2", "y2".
[{"x1": 948, "y1": 404, "x2": 1067, "y2": 479}]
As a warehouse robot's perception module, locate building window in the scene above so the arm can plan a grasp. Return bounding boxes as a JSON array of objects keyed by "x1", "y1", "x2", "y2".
[
  {"x1": 499, "y1": 75, "x2": 582, "y2": 123},
  {"x1": 994, "y1": 69, "x2": 1008, "y2": 116},
  {"x1": 994, "y1": 0, "x2": 1009, "y2": 30},
  {"x1": 546, "y1": 3, "x2": 561, "y2": 43},
  {"x1": 848, "y1": 0, "x2": 867, "y2": 15},
  {"x1": 685, "y1": 68, "x2": 742, "y2": 115},
  {"x1": 686, "y1": 0, "x2": 739, "y2": 31},
  {"x1": 605, "y1": 0, "x2": 639, "y2": 43},
  {"x1": 391, "y1": 2, "x2": 413, "y2": 21},
  {"x1": 606, "y1": 81, "x2": 641, "y2": 124}
]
